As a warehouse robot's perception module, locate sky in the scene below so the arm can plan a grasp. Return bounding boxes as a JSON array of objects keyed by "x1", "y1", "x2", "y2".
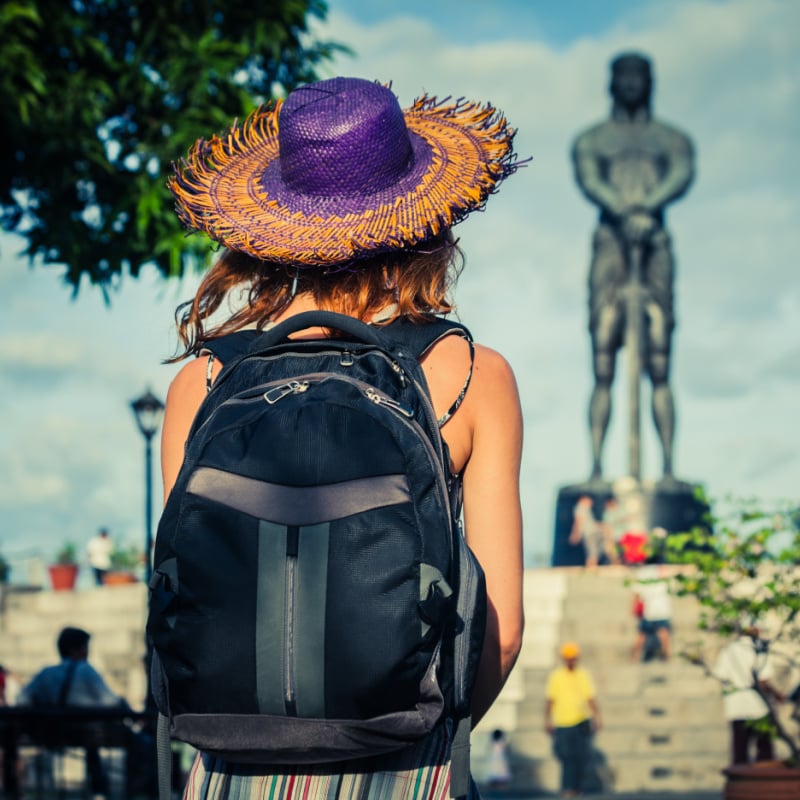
[{"x1": 0, "y1": 0, "x2": 797, "y2": 581}]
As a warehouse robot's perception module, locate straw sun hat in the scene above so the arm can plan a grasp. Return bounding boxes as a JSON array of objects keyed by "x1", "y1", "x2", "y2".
[{"x1": 169, "y1": 76, "x2": 522, "y2": 267}]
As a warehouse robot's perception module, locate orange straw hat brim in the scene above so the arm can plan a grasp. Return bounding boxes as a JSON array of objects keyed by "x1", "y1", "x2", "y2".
[{"x1": 169, "y1": 82, "x2": 521, "y2": 266}]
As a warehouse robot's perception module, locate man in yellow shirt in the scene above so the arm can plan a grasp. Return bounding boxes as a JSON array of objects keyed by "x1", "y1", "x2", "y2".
[{"x1": 545, "y1": 642, "x2": 602, "y2": 798}]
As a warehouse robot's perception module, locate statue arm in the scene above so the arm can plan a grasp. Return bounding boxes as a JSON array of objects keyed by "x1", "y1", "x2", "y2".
[
  {"x1": 571, "y1": 134, "x2": 626, "y2": 218},
  {"x1": 641, "y1": 131, "x2": 695, "y2": 214}
]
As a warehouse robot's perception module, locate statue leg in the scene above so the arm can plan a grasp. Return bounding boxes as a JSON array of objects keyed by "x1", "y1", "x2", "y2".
[
  {"x1": 649, "y1": 352, "x2": 674, "y2": 478},
  {"x1": 645, "y1": 232, "x2": 676, "y2": 479},
  {"x1": 590, "y1": 307, "x2": 621, "y2": 480},
  {"x1": 645, "y1": 301, "x2": 674, "y2": 477},
  {"x1": 589, "y1": 363, "x2": 613, "y2": 480},
  {"x1": 588, "y1": 226, "x2": 625, "y2": 481}
]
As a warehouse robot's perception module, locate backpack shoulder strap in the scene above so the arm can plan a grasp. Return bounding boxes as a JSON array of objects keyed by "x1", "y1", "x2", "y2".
[
  {"x1": 199, "y1": 330, "x2": 262, "y2": 392},
  {"x1": 382, "y1": 316, "x2": 472, "y2": 360},
  {"x1": 384, "y1": 317, "x2": 475, "y2": 428},
  {"x1": 199, "y1": 316, "x2": 474, "y2": 408},
  {"x1": 200, "y1": 330, "x2": 261, "y2": 364},
  {"x1": 199, "y1": 316, "x2": 469, "y2": 364}
]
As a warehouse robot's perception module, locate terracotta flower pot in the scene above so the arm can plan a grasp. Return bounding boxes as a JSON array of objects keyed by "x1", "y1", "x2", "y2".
[
  {"x1": 102, "y1": 570, "x2": 137, "y2": 586},
  {"x1": 723, "y1": 761, "x2": 800, "y2": 800},
  {"x1": 48, "y1": 563, "x2": 79, "y2": 591}
]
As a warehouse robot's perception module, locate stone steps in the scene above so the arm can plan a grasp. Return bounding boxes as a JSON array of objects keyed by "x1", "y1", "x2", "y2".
[
  {"x1": 473, "y1": 567, "x2": 728, "y2": 794},
  {"x1": 513, "y1": 724, "x2": 727, "y2": 756},
  {"x1": 602, "y1": 754, "x2": 726, "y2": 793}
]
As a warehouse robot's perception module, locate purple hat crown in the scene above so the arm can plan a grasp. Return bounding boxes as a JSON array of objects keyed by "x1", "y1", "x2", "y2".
[{"x1": 277, "y1": 78, "x2": 417, "y2": 198}]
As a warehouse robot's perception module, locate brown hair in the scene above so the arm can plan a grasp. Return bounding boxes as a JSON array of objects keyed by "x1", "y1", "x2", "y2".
[{"x1": 169, "y1": 234, "x2": 464, "y2": 361}]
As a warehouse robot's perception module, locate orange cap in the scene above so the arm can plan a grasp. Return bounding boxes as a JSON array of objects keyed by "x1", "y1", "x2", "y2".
[{"x1": 560, "y1": 641, "x2": 580, "y2": 659}]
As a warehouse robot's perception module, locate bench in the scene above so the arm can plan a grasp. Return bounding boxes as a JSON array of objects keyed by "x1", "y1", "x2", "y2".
[{"x1": 0, "y1": 706, "x2": 154, "y2": 798}]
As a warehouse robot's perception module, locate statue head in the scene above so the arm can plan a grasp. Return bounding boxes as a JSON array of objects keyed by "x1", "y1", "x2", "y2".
[{"x1": 609, "y1": 52, "x2": 652, "y2": 113}]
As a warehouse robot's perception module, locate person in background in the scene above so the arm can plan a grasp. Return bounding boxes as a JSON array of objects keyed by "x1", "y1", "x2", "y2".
[
  {"x1": 545, "y1": 642, "x2": 602, "y2": 799},
  {"x1": 631, "y1": 564, "x2": 672, "y2": 661},
  {"x1": 0, "y1": 664, "x2": 21, "y2": 706},
  {"x1": 0, "y1": 664, "x2": 23, "y2": 793},
  {"x1": 569, "y1": 495, "x2": 607, "y2": 568},
  {"x1": 17, "y1": 627, "x2": 127, "y2": 709},
  {"x1": 17, "y1": 627, "x2": 130, "y2": 796},
  {"x1": 86, "y1": 528, "x2": 113, "y2": 586},
  {"x1": 714, "y1": 627, "x2": 784, "y2": 765},
  {"x1": 486, "y1": 728, "x2": 512, "y2": 788}
]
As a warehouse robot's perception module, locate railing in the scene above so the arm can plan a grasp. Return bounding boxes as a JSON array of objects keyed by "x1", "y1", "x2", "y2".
[{"x1": 0, "y1": 706, "x2": 156, "y2": 798}]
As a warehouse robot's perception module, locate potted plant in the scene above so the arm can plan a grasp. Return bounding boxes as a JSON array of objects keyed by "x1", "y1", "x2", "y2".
[
  {"x1": 103, "y1": 543, "x2": 141, "y2": 585},
  {"x1": 666, "y1": 496, "x2": 800, "y2": 799},
  {"x1": 48, "y1": 541, "x2": 79, "y2": 590}
]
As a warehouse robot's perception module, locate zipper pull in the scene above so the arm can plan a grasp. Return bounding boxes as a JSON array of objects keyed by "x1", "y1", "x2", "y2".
[
  {"x1": 364, "y1": 388, "x2": 414, "y2": 418},
  {"x1": 264, "y1": 381, "x2": 310, "y2": 404},
  {"x1": 390, "y1": 360, "x2": 407, "y2": 386}
]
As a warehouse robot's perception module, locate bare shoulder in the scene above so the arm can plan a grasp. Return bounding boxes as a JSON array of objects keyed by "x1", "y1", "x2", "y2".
[
  {"x1": 460, "y1": 342, "x2": 522, "y2": 449},
  {"x1": 425, "y1": 334, "x2": 514, "y2": 376},
  {"x1": 168, "y1": 357, "x2": 207, "y2": 395},
  {"x1": 162, "y1": 357, "x2": 219, "y2": 498},
  {"x1": 422, "y1": 336, "x2": 518, "y2": 406},
  {"x1": 469, "y1": 342, "x2": 520, "y2": 404},
  {"x1": 166, "y1": 354, "x2": 221, "y2": 402},
  {"x1": 472, "y1": 342, "x2": 517, "y2": 379}
]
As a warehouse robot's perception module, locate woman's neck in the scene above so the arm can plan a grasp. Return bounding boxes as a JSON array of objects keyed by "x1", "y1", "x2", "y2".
[
  {"x1": 271, "y1": 294, "x2": 398, "y2": 327},
  {"x1": 271, "y1": 293, "x2": 323, "y2": 325}
]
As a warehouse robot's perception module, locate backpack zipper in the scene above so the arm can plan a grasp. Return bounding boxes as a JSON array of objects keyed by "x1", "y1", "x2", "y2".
[
  {"x1": 284, "y1": 525, "x2": 299, "y2": 716},
  {"x1": 264, "y1": 380, "x2": 310, "y2": 404},
  {"x1": 353, "y1": 382, "x2": 451, "y2": 534},
  {"x1": 364, "y1": 387, "x2": 414, "y2": 417},
  {"x1": 187, "y1": 350, "x2": 407, "y2": 443}
]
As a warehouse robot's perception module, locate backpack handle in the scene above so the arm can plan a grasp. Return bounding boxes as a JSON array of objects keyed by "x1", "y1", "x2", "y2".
[{"x1": 250, "y1": 311, "x2": 393, "y2": 352}]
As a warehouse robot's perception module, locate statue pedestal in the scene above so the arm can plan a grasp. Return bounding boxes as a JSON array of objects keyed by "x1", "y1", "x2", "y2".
[{"x1": 551, "y1": 478, "x2": 708, "y2": 567}]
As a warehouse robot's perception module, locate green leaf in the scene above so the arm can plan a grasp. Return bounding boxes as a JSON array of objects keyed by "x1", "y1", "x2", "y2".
[{"x1": 0, "y1": 0, "x2": 346, "y2": 294}]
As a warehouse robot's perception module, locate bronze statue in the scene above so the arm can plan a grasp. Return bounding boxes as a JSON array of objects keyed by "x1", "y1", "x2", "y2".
[{"x1": 572, "y1": 52, "x2": 694, "y2": 483}]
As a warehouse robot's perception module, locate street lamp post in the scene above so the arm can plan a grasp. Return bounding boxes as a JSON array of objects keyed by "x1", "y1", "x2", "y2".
[{"x1": 130, "y1": 389, "x2": 165, "y2": 584}]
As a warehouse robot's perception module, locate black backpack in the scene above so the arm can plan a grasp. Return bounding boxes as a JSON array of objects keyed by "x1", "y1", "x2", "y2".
[{"x1": 146, "y1": 310, "x2": 486, "y2": 799}]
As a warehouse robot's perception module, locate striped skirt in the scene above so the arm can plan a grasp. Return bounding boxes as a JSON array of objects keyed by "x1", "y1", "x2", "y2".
[{"x1": 183, "y1": 723, "x2": 479, "y2": 800}]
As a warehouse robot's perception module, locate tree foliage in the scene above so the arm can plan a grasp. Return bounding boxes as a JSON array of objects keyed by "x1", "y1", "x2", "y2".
[
  {"x1": 0, "y1": 0, "x2": 346, "y2": 296},
  {"x1": 666, "y1": 496, "x2": 800, "y2": 763}
]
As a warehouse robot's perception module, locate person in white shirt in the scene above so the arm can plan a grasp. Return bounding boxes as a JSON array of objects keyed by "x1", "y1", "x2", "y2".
[
  {"x1": 17, "y1": 627, "x2": 130, "y2": 795},
  {"x1": 714, "y1": 628, "x2": 783, "y2": 765},
  {"x1": 631, "y1": 564, "x2": 672, "y2": 661},
  {"x1": 86, "y1": 528, "x2": 113, "y2": 586}
]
